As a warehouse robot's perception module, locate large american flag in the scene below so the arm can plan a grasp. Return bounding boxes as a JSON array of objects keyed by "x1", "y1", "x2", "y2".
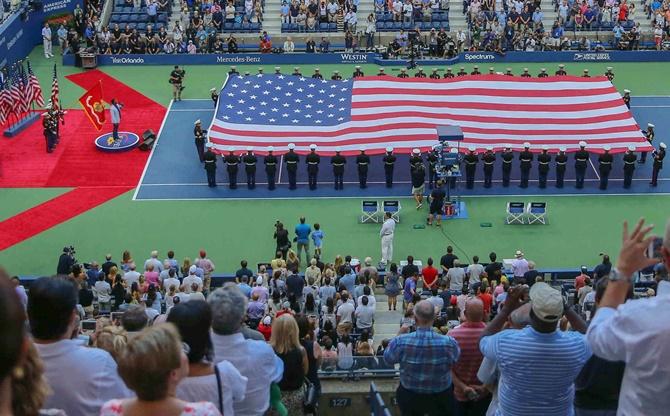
[{"x1": 208, "y1": 74, "x2": 650, "y2": 155}]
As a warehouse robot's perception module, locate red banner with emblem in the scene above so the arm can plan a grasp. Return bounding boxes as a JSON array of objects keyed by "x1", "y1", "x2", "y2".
[{"x1": 78, "y1": 81, "x2": 105, "y2": 131}]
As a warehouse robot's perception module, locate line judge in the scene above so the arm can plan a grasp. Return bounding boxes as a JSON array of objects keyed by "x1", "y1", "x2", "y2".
[{"x1": 380, "y1": 211, "x2": 395, "y2": 267}]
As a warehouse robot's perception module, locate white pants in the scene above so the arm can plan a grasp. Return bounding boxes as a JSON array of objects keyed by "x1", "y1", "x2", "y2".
[
  {"x1": 381, "y1": 234, "x2": 394, "y2": 264},
  {"x1": 43, "y1": 39, "x2": 52, "y2": 56}
]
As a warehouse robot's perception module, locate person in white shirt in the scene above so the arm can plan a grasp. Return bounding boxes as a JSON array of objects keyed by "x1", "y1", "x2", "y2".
[
  {"x1": 327, "y1": 0, "x2": 339, "y2": 21},
  {"x1": 123, "y1": 262, "x2": 141, "y2": 291},
  {"x1": 283, "y1": 36, "x2": 295, "y2": 52},
  {"x1": 42, "y1": 23, "x2": 53, "y2": 58},
  {"x1": 466, "y1": 256, "x2": 485, "y2": 288},
  {"x1": 402, "y1": 0, "x2": 413, "y2": 22},
  {"x1": 182, "y1": 265, "x2": 203, "y2": 293},
  {"x1": 586, "y1": 218, "x2": 670, "y2": 416},
  {"x1": 163, "y1": 268, "x2": 181, "y2": 294},
  {"x1": 29, "y1": 277, "x2": 130, "y2": 415},
  {"x1": 354, "y1": 295, "x2": 375, "y2": 333},
  {"x1": 446, "y1": 259, "x2": 466, "y2": 292},
  {"x1": 392, "y1": 0, "x2": 403, "y2": 21},
  {"x1": 169, "y1": 300, "x2": 248, "y2": 415},
  {"x1": 209, "y1": 284, "x2": 284, "y2": 415},
  {"x1": 380, "y1": 211, "x2": 396, "y2": 266},
  {"x1": 511, "y1": 250, "x2": 529, "y2": 281},
  {"x1": 94, "y1": 274, "x2": 112, "y2": 311}
]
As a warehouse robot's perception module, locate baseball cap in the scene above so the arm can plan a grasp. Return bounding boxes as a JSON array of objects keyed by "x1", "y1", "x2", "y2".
[
  {"x1": 529, "y1": 282, "x2": 564, "y2": 323},
  {"x1": 263, "y1": 316, "x2": 272, "y2": 325},
  {"x1": 189, "y1": 265, "x2": 197, "y2": 274}
]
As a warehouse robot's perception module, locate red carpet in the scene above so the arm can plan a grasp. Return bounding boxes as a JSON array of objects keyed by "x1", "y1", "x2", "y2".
[{"x1": 0, "y1": 70, "x2": 165, "y2": 249}]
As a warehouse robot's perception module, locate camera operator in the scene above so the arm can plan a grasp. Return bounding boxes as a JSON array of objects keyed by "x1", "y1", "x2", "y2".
[{"x1": 57, "y1": 246, "x2": 76, "y2": 275}]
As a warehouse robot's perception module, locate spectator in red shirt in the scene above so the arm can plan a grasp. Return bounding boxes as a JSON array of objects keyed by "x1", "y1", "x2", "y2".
[
  {"x1": 259, "y1": 36, "x2": 272, "y2": 53},
  {"x1": 257, "y1": 315, "x2": 272, "y2": 341},
  {"x1": 450, "y1": 298, "x2": 491, "y2": 413},
  {"x1": 477, "y1": 284, "x2": 493, "y2": 318},
  {"x1": 574, "y1": 266, "x2": 588, "y2": 293},
  {"x1": 421, "y1": 257, "x2": 439, "y2": 291}
]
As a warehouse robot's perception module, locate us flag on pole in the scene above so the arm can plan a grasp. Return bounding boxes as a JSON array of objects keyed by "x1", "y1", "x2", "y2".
[
  {"x1": 8, "y1": 68, "x2": 24, "y2": 116},
  {"x1": 0, "y1": 77, "x2": 8, "y2": 125},
  {"x1": 50, "y1": 64, "x2": 60, "y2": 109},
  {"x1": 208, "y1": 74, "x2": 650, "y2": 155},
  {"x1": 26, "y1": 60, "x2": 45, "y2": 108}
]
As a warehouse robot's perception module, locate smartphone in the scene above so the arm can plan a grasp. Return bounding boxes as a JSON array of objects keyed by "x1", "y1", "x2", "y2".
[
  {"x1": 80, "y1": 319, "x2": 97, "y2": 332},
  {"x1": 648, "y1": 237, "x2": 664, "y2": 259}
]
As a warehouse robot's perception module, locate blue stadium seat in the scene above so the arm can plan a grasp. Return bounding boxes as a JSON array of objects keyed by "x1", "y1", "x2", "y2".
[
  {"x1": 289, "y1": 23, "x2": 298, "y2": 32},
  {"x1": 375, "y1": 12, "x2": 383, "y2": 21},
  {"x1": 319, "y1": 22, "x2": 328, "y2": 31},
  {"x1": 250, "y1": 22, "x2": 260, "y2": 31},
  {"x1": 242, "y1": 22, "x2": 250, "y2": 31},
  {"x1": 155, "y1": 23, "x2": 164, "y2": 30},
  {"x1": 119, "y1": 14, "x2": 130, "y2": 22},
  {"x1": 623, "y1": 20, "x2": 634, "y2": 29},
  {"x1": 233, "y1": 22, "x2": 242, "y2": 31},
  {"x1": 224, "y1": 22, "x2": 234, "y2": 30},
  {"x1": 441, "y1": 22, "x2": 449, "y2": 31},
  {"x1": 599, "y1": 21, "x2": 612, "y2": 30},
  {"x1": 402, "y1": 22, "x2": 412, "y2": 30},
  {"x1": 127, "y1": 23, "x2": 137, "y2": 29},
  {"x1": 392, "y1": 21, "x2": 401, "y2": 30},
  {"x1": 329, "y1": 22, "x2": 337, "y2": 31},
  {"x1": 564, "y1": 21, "x2": 575, "y2": 30},
  {"x1": 376, "y1": 21, "x2": 385, "y2": 31},
  {"x1": 136, "y1": 22, "x2": 146, "y2": 31},
  {"x1": 384, "y1": 21, "x2": 394, "y2": 30}
]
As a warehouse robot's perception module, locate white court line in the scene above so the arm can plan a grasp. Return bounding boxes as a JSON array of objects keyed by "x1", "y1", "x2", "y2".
[
  {"x1": 170, "y1": 108, "x2": 216, "y2": 112},
  {"x1": 132, "y1": 100, "x2": 174, "y2": 201},
  {"x1": 630, "y1": 105, "x2": 670, "y2": 108}
]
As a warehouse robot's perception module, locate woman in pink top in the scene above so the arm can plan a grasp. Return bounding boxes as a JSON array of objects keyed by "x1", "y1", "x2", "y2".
[{"x1": 144, "y1": 263, "x2": 160, "y2": 287}]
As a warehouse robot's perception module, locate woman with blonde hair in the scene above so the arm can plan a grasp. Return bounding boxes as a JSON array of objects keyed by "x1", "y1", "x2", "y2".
[
  {"x1": 269, "y1": 315, "x2": 308, "y2": 415},
  {"x1": 181, "y1": 258, "x2": 193, "y2": 278},
  {"x1": 285, "y1": 250, "x2": 299, "y2": 274},
  {"x1": 95, "y1": 325, "x2": 128, "y2": 362},
  {"x1": 101, "y1": 324, "x2": 220, "y2": 415},
  {"x1": 333, "y1": 255, "x2": 344, "y2": 275}
]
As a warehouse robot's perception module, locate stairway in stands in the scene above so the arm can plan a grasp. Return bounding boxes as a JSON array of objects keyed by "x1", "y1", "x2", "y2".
[
  {"x1": 372, "y1": 289, "x2": 403, "y2": 349},
  {"x1": 263, "y1": 0, "x2": 282, "y2": 35},
  {"x1": 168, "y1": 0, "x2": 181, "y2": 30}
]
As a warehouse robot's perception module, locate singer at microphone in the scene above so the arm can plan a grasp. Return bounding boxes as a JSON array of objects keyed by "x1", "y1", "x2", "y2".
[{"x1": 110, "y1": 98, "x2": 124, "y2": 141}]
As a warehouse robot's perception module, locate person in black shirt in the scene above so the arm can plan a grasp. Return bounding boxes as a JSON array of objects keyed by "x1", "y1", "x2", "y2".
[
  {"x1": 598, "y1": 146, "x2": 613, "y2": 190},
  {"x1": 331, "y1": 148, "x2": 346, "y2": 190},
  {"x1": 484, "y1": 252, "x2": 502, "y2": 280},
  {"x1": 574, "y1": 141, "x2": 589, "y2": 189},
  {"x1": 582, "y1": 69, "x2": 590, "y2": 78},
  {"x1": 227, "y1": 35, "x2": 238, "y2": 53},
  {"x1": 306, "y1": 144, "x2": 320, "y2": 190},
  {"x1": 243, "y1": 148, "x2": 257, "y2": 189},
  {"x1": 444, "y1": 68, "x2": 455, "y2": 78},
  {"x1": 285, "y1": 143, "x2": 300, "y2": 190},
  {"x1": 505, "y1": 68, "x2": 513, "y2": 76},
  {"x1": 356, "y1": 148, "x2": 370, "y2": 188},
  {"x1": 622, "y1": 89, "x2": 631, "y2": 109},
  {"x1": 470, "y1": 65, "x2": 481, "y2": 75},
  {"x1": 457, "y1": 67, "x2": 467, "y2": 76},
  {"x1": 622, "y1": 145, "x2": 636, "y2": 188},
  {"x1": 57, "y1": 248, "x2": 76, "y2": 275},
  {"x1": 169, "y1": 65, "x2": 186, "y2": 101},
  {"x1": 411, "y1": 162, "x2": 426, "y2": 209},
  {"x1": 414, "y1": 68, "x2": 427, "y2": 78},
  {"x1": 427, "y1": 180, "x2": 446, "y2": 226},
  {"x1": 520, "y1": 68, "x2": 531, "y2": 77},
  {"x1": 409, "y1": 148, "x2": 423, "y2": 171},
  {"x1": 522, "y1": 261, "x2": 540, "y2": 286},
  {"x1": 292, "y1": 67, "x2": 302, "y2": 76},
  {"x1": 331, "y1": 70, "x2": 342, "y2": 80},
  {"x1": 538, "y1": 68, "x2": 549, "y2": 78},
  {"x1": 640, "y1": 123, "x2": 654, "y2": 164},
  {"x1": 592, "y1": 255, "x2": 612, "y2": 280},
  {"x1": 306, "y1": 37, "x2": 316, "y2": 53},
  {"x1": 274, "y1": 222, "x2": 291, "y2": 259},
  {"x1": 555, "y1": 147, "x2": 568, "y2": 188},
  {"x1": 429, "y1": 69, "x2": 440, "y2": 79},
  {"x1": 352, "y1": 65, "x2": 364, "y2": 78},
  {"x1": 203, "y1": 143, "x2": 217, "y2": 187},
  {"x1": 650, "y1": 143, "x2": 666, "y2": 187},
  {"x1": 210, "y1": 88, "x2": 218, "y2": 107},
  {"x1": 440, "y1": 246, "x2": 458, "y2": 275},
  {"x1": 463, "y1": 147, "x2": 478, "y2": 189},
  {"x1": 482, "y1": 146, "x2": 495, "y2": 188},
  {"x1": 501, "y1": 146, "x2": 513, "y2": 187},
  {"x1": 519, "y1": 142, "x2": 533, "y2": 188},
  {"x1": 397, "y1": 68, "x2": 409, "y2": 78},
  {"x1": 312, "y1": 68, "x2": 323, "y2": 79},
  {"x1": 265, "y1": 146, "x2": 278, "y2": 190},
  {"x1": 401, "y1": 256, "x2": 419, "y2": 279},
  {"x1": 224, "y1": 149, "x2": 240, "y2": 189},
  {"x1": 383, "y1": 147, "x2": 396, "y2": 188},
  {"x1": 194, "y1": 119, "x2": 206, "y2": 162},
  {"x1": 537, "y1": 146, "x2": 551, "y2": 188},
  {"x1": 555, "y1": 64, "x2": 567, "y2": 75},
  {"x1": 228, "y1": 66, "x2": 239, "y2": 75},
  {"x1": 427, "y1": 149, "x2": 438, "y2": 189},
  {"x1": 604, "y1": 67, "x2": 614, "y2": 81},
  {"x1": 101, "y1": 255, "x2": 117, "y2": 276},
  {"x1": 377, "y1": 68, "x2": 387, "y2": 76}
]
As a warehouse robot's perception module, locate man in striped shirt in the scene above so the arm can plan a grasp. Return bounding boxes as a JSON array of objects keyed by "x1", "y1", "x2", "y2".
[
  {"x1": 449, "y1": 298, "x2": 490, "y2": 414},
  {"x1": 384, "y1": 300, "x2": 460, "y2": 415},
  {"x1": 479, "y1": 284, "x2": 591, "y2": 416}
]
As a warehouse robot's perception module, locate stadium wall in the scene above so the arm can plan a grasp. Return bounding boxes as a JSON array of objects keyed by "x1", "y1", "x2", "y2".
[
  {"x1": 0, "y1": 0, "x2": 84, "y2": 68},
  {"x1": 61, "y1": 50, "x2": 670, "y2": 67}
]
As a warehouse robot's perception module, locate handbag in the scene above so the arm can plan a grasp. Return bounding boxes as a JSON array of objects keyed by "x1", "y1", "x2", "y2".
[
  {"x1": 303, "y1": 378, "x2": 319, "y2": 413},
  {"x1": 214, "y1": 364, "x2": 224, "y2": 414}
]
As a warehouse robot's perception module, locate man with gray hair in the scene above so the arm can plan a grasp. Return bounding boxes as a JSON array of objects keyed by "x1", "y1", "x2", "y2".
[
  {"x1": 384, "y1": 300, "x2": 461, "y2": 415},
  {"x1": 209, "y1": 284, "x2": 284, "y2": 415},
  {"x1": 447, "y1": 259, "x2": 466, "y2": 292},
  {"x1": 144, "y1": 250, "x2": 163, "y2": 272},
  {"x1": 586, "y1": 218, "x2": 670, "y2": 415}
]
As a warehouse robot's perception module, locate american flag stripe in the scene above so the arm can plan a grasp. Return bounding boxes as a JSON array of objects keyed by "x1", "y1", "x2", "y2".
[{"x1": 208, "y1": 74, "x2": 649, "y2": 155}]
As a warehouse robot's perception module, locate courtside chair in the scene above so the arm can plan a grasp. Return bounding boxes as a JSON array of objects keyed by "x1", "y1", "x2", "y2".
[
  {"x1": 526, "y1": 202, "x2": 547, "y2": 225},
  {"x1": 361, "y1": 200, "x2": 380, "y2": 223},
  {"x1": 506, "y1": 202, "x2": 526, "y2": 225}
]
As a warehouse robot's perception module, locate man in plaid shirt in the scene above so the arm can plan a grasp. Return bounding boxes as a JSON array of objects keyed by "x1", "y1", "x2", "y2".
[{"x1": 384, "y1": 300, "x2": 461, "y2": 415}]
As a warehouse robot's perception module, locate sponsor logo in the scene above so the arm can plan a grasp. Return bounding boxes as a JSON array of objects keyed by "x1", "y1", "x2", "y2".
[
  {"x1": 339, "y1": 53, "x2": 369, "y2": 63},
  {"x1": 573, "y1": 52, "x2": 611, "y2": 61},
  {"x1": 43, "y1": 0, "x2": 75, "y2": 13},
  {"x1": 7, "y1": 29, "x2": 23, "y2": 50},
  {"x1": 216, "y1": 55, "x2": 261, "y2": 63},
  {"x1": 110, "y1": 57, "x2": 145, "y2": 64},
  {"x1": 463, "y1": 53, "x2": 496, "y2": 61}
]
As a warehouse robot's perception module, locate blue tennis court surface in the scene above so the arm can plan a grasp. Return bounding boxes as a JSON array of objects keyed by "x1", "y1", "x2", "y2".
[{"x1": 133, "y1": 97, "x2": 670, "y2": 201}]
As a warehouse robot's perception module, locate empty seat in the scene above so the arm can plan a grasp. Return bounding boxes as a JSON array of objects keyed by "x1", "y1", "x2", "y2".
[
  {"x1": 319, "y1": 22, "x2": 328, "y2": 31},
  {"x1": 329, "y1": 22, "x2": 337, "y2": 31}
]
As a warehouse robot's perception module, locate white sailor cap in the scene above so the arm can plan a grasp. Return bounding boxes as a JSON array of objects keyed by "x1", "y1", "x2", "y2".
[
  {"x1": 246, "y1": 146, "x2": 253, "y2": 151},
  {"x1": 559, "y1": 146, "x2": 567, "y2": 152},
  {"x1": 523, "y1": 68, "x2": 528, "y2": 71},
  {"x1": 244, "y1": 71, "x2": 250, "y2": 76},
  {"x1": 231, "y1": 65, "x2": 237, "y2": 69},
  {"x1": 194, "y1": 119, "x2": 201, "y2": 125},
  {"x1": 661, "y1": 142, "x2": 667, "y2": 149},
  {"x1": 418, "y1": 67, "x2": 424, "y2": 71},
  {"x1": 584, "y1": 69, "x2": 589, "y2": 72},
  {"x1": 386, "y1": 146, "x2": 393, "y2": 152},
  {"x1": 314, "y1": 68, "x2": 320, "y2": 71},
  {"x1": 541, "y1": 68, "x2": 546, "y2": 71},
  {"x1": 579, "y1": 140, "x2": 587, "y2": 147},
  {"x1": 607, "y1": 67, "x2": 613, "y2": 70},
  {"x1": 559, "y1": 64, "x2": 565, "y2": 67},
  {"x1": 506, "y1": 68, "x2": 512, "y2": 71},
  {"x1": 205, "y1": 142, "x2": 214, "y2": 148},
  {"x1": 274, "y1": 66, "x2": 281, "y2": 70},
  {"x1": 288, "y1": 143, "x2": 296, "y2": 150},
  {"x1": 623, "y1": 89, "x2": 630, "y2": 93},
  {"x1": 542, "y1": 145, "x2": 549, "y2": 151},
  {"x1": 378, "y1": 68, "x2": 385, "y2": 72},
  {"x1": 504, "y1": 144, "x2": 512, "y2": 149},
  {"x1": 335, "y1": 147, "x2": 342, "y2": 152},
  {"x1": 294, "y1": 66, "x2": 300, "y2": 70},
  {"x1": 433, "y1": 68, "x2": 438, "y2": 72},
  {"x1": 309, "y1": 144, "x2": 317, "y2": 150},
  {"x1": 334, "y1": 70, "x2": 339, "y2": 73},
  {"x1": 412, "y1": 148, "x2": 420, "y2": 154},
  {"x1": 523, "y1": 142, "x2": 531, "y2": 148},
  {"x1": 359, "y1": 146, "x2": 366, "y2": 152},
  {"x1": 210, "y1": 87, "x2": 216, "y2": 92},
  {"x1": 489, "y1": 67, "x2": 494, "y2": 71},
  {"x1": 267, "y1": 146, "x2": 275, "y2": 152},
  {"x1": 648, "y1": 123, "x2": 655, "y2": 128},
  {"x1": 258, "y1": 67, "x2": 264, "y2": 72},
  {"x1": 604, "y1": 145, "x2": 611, "y2": 151},
  {"x1": 446, "y1": 67, "x2": 452, "y2": 71},
  {"x1": 400, "y1": 68, "x2": 407, "y2": 72},
  {"x1": 468, "y1": 145, "x2": 476, "y2": 151},
  {"x1": 355, "y1": 65, "x2": 361, "y2": 69},
  {"x1": 486, "y1": 146, "x2": 493, "y2": 151},
  {"x1": 628, "y1": 145, "x2": 636, "y2": 151}
]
